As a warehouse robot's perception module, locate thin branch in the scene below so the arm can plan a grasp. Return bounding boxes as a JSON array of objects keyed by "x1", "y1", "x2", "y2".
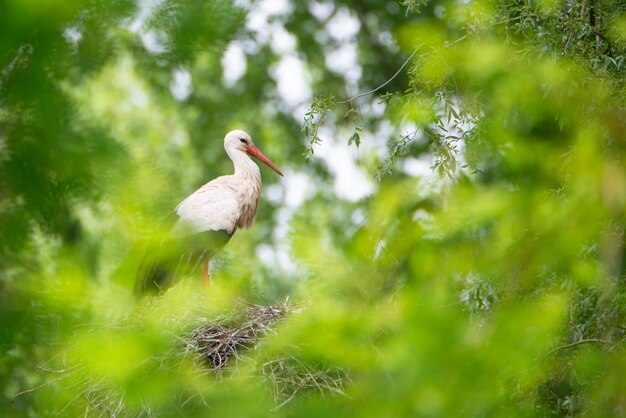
[
  {"x1": 12, "y1": 372, "x2": 75, "y2": 402},
  {"x1": 445, "y1": 33, "x2": 470, "y2": 47},
  {"x1": 568, "y1": 306, "x2": 584, "y2": 339},
  {"x1": 37, "y1": 365, "x2": 79, "y2": 374},
  {"x1": 58, "y1": 386, "x2": 92, "y2": 416},
  {"x1": 338, "y1": 47, "x2": 420, "y2": 104},
  {"x1": 272, "y1": 388, "x2": 301, "y2": 411},
  {"x1": 446, "y1": 14, "x2": 535, "y2": 47},
  {"x1": 546, "y1": 338, "x2": 613, "y2": 355},
  {"x1": 580, "y1": 0, "x2": 587, "y2": 20},
  {"x1": 563, "y1": 21, "x2": 574, "y2": 53}
]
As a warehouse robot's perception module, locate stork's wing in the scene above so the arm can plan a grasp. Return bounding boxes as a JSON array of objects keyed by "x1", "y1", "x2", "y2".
[
  {"x1": 134, "y1": 181, "x2": 239, "y2": 296},
  {"x1": 173, "y1": 181, "x2": 241, "y2": 235}
]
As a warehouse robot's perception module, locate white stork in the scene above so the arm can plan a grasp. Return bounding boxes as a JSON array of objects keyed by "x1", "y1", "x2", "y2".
[{"x1": 135, "y1": 130, "x2": 283, "y2": 296}]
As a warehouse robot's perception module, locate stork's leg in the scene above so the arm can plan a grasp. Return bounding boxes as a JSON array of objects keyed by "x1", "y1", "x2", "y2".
[{"x1": 202, "y1": 260, "x2": 211, "y2": 290}]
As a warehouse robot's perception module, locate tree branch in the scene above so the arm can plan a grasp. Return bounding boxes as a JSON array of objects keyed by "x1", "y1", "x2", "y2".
[
  {"x1": 337, "y1": 47, "x2": 420, "y2": 104},
  {"x1": 12, "y1": 372, "x2": 76, "y2": 402},
  {"x1": 546, "y1": 338, "x2": 613, "y2": 356}
]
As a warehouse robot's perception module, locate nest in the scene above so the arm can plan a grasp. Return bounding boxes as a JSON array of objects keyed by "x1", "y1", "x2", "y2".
[
  {"x1": 261, "y1": 357, "x2": 350, "y2": 409},
  {"x1": 18, "y1": 299, "x2": 349, "y2": 414},
  {"x1": 183, "y1": 299, "x2": 350, "y2": 408},
  {"x1": 184, "y1": 300, "x2": 290, "y2": 370}
]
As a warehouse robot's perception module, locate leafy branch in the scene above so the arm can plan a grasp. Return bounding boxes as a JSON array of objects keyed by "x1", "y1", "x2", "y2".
[
  {"x1": 302, "y1": 95, "x2": 335, "y2": 158},
  {"x1": 345, "y1": 105, "x2": 363, "y2": 148},
  {"x1": 302, "y1": 43, "x2": 420, "y2": 157},
  {"x1": 399, "y1": 0, "x2": 429, "y2": 15},
  {"x1": 374, "y1": 130, "x2": 419, "y2": 181}
]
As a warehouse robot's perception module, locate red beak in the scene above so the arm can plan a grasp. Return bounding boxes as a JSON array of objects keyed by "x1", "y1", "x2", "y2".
[{"x1": 246, "y1": 145, "x2": 284, "y2": 176}]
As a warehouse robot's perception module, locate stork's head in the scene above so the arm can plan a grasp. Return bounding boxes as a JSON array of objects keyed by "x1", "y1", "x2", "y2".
[{"x1": 224, "y1": 130, "x2": 283, "y2": 176}]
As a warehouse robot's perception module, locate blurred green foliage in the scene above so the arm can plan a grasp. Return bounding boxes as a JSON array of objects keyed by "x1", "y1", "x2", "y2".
[{"x1": 1, "y1": 0, "x2": 626, "y2": 416}]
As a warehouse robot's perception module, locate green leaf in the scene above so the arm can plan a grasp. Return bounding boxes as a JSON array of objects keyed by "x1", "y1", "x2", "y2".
[{"x1": 348, "y1": 131, "x2": 361, "y2": 147}]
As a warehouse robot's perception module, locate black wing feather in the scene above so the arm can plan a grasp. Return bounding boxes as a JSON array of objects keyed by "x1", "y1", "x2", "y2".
[{"x1": 134, "y1": 212, "x2": 232, "y2": 297}]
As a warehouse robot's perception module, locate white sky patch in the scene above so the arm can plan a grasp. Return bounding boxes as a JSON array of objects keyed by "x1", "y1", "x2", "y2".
[
  {"x1": 359, "y1": 121, "x2": 395, "y2": 160},
  {"x1": 273, "y1": 55, "x2": 311, "y2": 106},
  {"x1": 140, "y1": 30, "x2": 169, "y2": 55},
  {"x1": 377, "y1": 31, "x2": 398, "y2": 50},
  {"x1": 325, "y1": 43, "x2": 361, "y2": 85},
  {"x1": 128, "y1": 85, "x2": 148, "y2": 108},
  {"x1": 314, "y1": 128, "x2": 375, "y2": 202},
  {"x1": 246, "y1": 0, "x2": 293, "y2": 45},
  {"x1": 284, "y1": 170, "x2": 316, "y2": 208},
  {"x1": 256, "y1": 243, "x2": 276, "y2": 268},
  {"x1": 242, "y1": 39, "x2": 261, "y2": 55},
  {"x1": 413, "y1": 208, "x2": 433, "y2": 224},
  {"x1": 321, "y1": 8, "x2": 362, "y2": 86},
  {"x1": 262, "y1": 168, "x2": 318, "y2": 275},
  {"x1": 269, "y1": 24, "x2": 297, "y2": 55},
  {"x1": 234, "y1": 0, "x2": 252, "y2": 8},
  {"x1": 265, "y1": 168, "x2": 316, "y2": 208},
  {"x1": 63, "y1": 27, "x2": 82, "y2": 47},
  {"x1": 258, "y1": 0, "x2": 292, "y2": 16},
  {"x1": 128, "y1": 0, "x2": 162, "y2": 33},
  {"x1": 272, "y1": 206, "x2": 299, "y2": 273},
  {"x1": 265, "y1": 183, "x2": 283, "y2": 205},
  {"x1": 291, "y1": 103, "x2": 311, "y2": 121},
  {"x1": 326, "y1": 7, "x2": 361, "y2": 42},
  {"x1": 129, "y1": 0, "x2": 168, "y2": 55},
  {"x1": 309, "y1": 1, "x2": 335, "y2": 21},
  {"x1": 276, "y1": 247, "x2": 298, "y2": 272},
  {"x1": 247, "y1": 12, "x2": 271, "y2": 44},
  {"x1": 273, "y1": 208, "x2": 293, "y2": 242},
  {"x1": 351, "y1": 208, "x2": 365, "y2": 225},
  {"x1": 170, "y1": 68, "x2": 192, "y2": 101},
  {"x1": 222, "y1": 42, "x2": 247, "y2": 86},
  {"x1": 368, "y1": 100, "x2": 387, "y2": 117},
  {"x1": 256, "y1": 241, "x2": 297, "y2": 274},
  {"x1": 245, "y1": 1, "x2": 311, "y2": 117},
  {"x1": 403, "y1": 156, "x2": 435, "y2": 178}
]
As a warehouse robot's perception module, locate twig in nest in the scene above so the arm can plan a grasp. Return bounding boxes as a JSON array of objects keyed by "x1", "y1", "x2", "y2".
[
  {"x1": 185, "y1": 300, "x2": 290, "y2": 370},
  {"x1": 261, "y1": 357, "x2": 351, "y2": 410}
]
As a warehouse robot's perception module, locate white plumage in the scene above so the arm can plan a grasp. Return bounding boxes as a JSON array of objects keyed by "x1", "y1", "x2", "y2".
[
  {"x1": 173, "y1": 182, "x2": 243, "y2": 236},
  {"x1": 135, "y1": 129, "x2": 283, "y2": 296}
]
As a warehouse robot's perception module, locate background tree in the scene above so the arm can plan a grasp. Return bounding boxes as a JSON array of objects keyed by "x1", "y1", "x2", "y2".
[{"x1": 1, "y1": 0, "x2": 626, "y2": 416}]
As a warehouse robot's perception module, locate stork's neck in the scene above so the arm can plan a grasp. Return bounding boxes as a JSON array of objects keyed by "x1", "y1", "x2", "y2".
[
  {"x1": 225, "y1": 147, "x2": 262, "y2": 230},
  {"x1": 227, "y1": 148, "x2": 261, "y2": 179}
]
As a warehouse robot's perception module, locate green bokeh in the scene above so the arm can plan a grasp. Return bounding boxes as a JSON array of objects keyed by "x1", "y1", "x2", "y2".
[{"x1": 2, "y1": 0, "x2": 626, "y2": 417}]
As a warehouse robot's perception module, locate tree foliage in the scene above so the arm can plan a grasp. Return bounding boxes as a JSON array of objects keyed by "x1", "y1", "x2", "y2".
[{"x1": 2, "y1": 0, "x2": 626, "y2": 416}]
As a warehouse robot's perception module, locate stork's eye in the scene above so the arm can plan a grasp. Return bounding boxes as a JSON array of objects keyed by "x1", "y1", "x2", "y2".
[{"x1": 239, "y1": 138, "x2": 247, "y2": 144}]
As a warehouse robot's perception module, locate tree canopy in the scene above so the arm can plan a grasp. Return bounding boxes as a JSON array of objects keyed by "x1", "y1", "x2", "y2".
[{"x1": 2, "y1": 0, "x2": 626, "y2": 416}]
